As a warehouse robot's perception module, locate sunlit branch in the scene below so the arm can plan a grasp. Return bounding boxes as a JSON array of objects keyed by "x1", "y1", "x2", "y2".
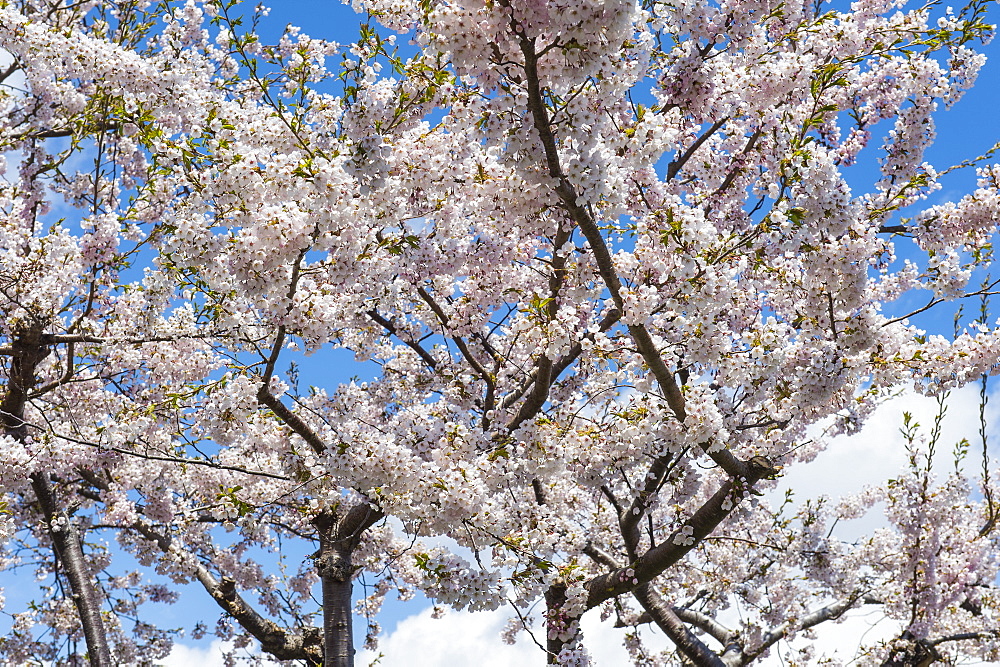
[
  {"x1": 257, "y1": 386, "x2": 328, "y2": 456},
  {"x1": 0, "y1": 330, "x2": 230, "y2": 356},
  {"x1": 667, "y1": 119, "x2": 728, "y2": 181},
  {"x1": 16, "y1": 421, "x2": 292, "y2": 481},
  {"x1": 883, "y1": 281, "x2": 1000, "y2": 326},
  {"x1": 744, "y1": 594, "x2": 862, "y2": 663},
  {"x1": 414, "y1": 286, "x2": 498, "y2": 421},
  {"x1": 499, "y1": 306, "x2": 621, "y2": 412}
]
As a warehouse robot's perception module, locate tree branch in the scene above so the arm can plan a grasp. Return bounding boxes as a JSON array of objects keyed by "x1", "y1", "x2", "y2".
[
  {"x1": 0, "y1": 330, "x2": 229, "y2": 356},
  {"x1": 500, "y1": 306, "x2": 620, "y2": 412},
  {"x1": 930, "y1": 630, "x2": 1000, "y2": 646},
  {"x1": 31, "y1": 473, "x2": 114, "y2": 666},
  {"x1": 584, "y1": 539, "x2": 738, "y2": 665},
  {"x1": 413, "y1": 286, "x2": 498, "y2": 422},
  {"x1": 583, "y1": 540, "x2": 621, "y2": 569},
  {"x1": 620, "y1": 454, "x2": 674, "y2": 558},
  {"x1": 513, "y1": 24, "x2": 746, "y2": 478},
  {"x1": 633, "y1": 584, "x2": 725, "y2": 667},
  {"x1": 16, "y1": 120, "x2": 119, "y2": 140},
  {"x1": 2, "y1": 326, "x2": 112, "y2": 664},
  {"x1": 366, "y1": 309, "x2": 438, "y2": 370},
  {"x1": 711, "y1": 127, "x2": 763, "y2": 199},
  {"x1": 667, "y1": 119, "x2": 728, "y2": 181},
  {"x1": 257, "y1": 386, "x2": 327, "y2": 456},
  {"x1": 506, "y1": 225, "x2": 572, "y2": 432},
  {"x1": 673, "y1": 607, "x2": 739, "y2": 650},
  {"x1": 132, "y1": 522, "x2": 322, "y2": 664},
  {"x1": 584, "y1": 456, "x2": 778, "y2": 609},
  {"x1": 743, "y1": 594, "x2": 860, "y2": 663},
  {"x1": 21, "y1": 425, "x2": 292, "y2": 481}
]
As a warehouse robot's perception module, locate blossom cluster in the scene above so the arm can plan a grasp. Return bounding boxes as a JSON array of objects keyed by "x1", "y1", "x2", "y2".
[{"x1": 2, "y1": 0, "x2": 1000, "y2": 664}]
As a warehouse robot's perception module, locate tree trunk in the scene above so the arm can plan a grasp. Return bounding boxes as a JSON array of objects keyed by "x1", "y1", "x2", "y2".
[
  {"x1": 544, "y1": 584, "x2": 569, "y2": 664},
  {"x1": 31, "y1": 473, "x2": 114, "y2": 666},
  {"x1": 316, "y1": 539, "x2": 356, "y2": 667},
  {"x1": 1, "y1": 328, "x2": 112, "y2": 665},
  {"x1": 312, "y1": 504, "x2": 383, "y2": 667}
]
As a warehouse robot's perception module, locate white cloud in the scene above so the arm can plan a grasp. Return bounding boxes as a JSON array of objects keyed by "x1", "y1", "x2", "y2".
[
  {"x1": 773, "y1": 383, "x2": 999, "y2": 539},
  {"x1": 161, "y1": 604, "x2": 892, "y2": 666},
  {"x1": 354, "y1": 598, "x2": 902, "y2": 666},
  {"x1": 758, "y1": 384, "x2": 998, "y2": 662},
  {"x1": 157, "y1": 639, "x2": 280, "y2": 667},
  {"x1": 158, "y1": 639, "x2": 230, "y2": 667},
  {"x1": 356, "y1": 604, "x2": 670, "y2": 667},
  {"x1": 158, "y1": 609, "x2": 661, "y2": 667},
  {"x1": 357, "y1": 606, "x2": 536, "y2": 666}
]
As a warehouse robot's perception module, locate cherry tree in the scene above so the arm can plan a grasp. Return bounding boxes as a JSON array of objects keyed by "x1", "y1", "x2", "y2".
[{"x1": 4, "y1": 0, "x2": 1000, "y2": 665}]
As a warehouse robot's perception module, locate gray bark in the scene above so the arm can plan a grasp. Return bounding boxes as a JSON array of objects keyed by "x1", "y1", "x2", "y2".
[
  {"x1": 30, "y1": 473, "x2": 114, "y2": 666},
  {"x1": 881, "y1": 632, "x2": 940, "y2": 667},
  {"x1": 633, "y1": 584, "x2": 725, "y2": 667},
  {"x1": 313, "y1": 504, "x2": 384, "y2": 667},
  {"x1": 585, "y1": 457, "x2": 778, "y2": 610}
]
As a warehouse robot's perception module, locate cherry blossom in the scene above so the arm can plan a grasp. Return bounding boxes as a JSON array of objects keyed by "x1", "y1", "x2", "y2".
[{"x1": 2, "y1": 0, "x2": 1000, "y2": 665}]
